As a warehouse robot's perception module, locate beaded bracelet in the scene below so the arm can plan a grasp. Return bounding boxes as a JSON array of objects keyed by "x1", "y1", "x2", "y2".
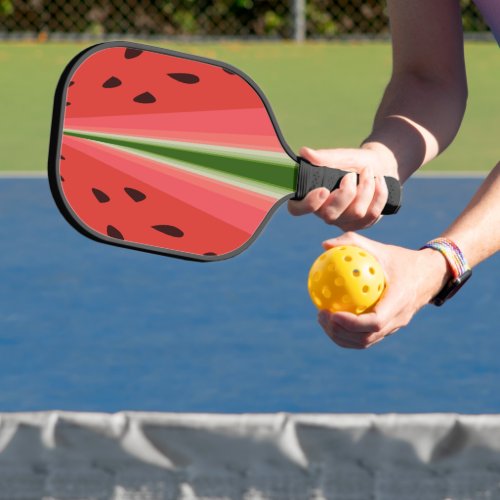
[
  {"x1": 421, "y1": 238, "x2": 470, "y2": 278},
  {"x1": 420, "y1": 238, "x2": 472, "y2": 306}
]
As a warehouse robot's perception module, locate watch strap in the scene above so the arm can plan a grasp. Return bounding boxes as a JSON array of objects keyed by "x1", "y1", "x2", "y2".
[{"x1": 421, "y1": 238, "x2": 472, "y2": 306}]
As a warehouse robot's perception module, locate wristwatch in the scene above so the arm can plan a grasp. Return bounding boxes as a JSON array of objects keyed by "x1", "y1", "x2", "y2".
[{"x1": 421, "y1": 238, "x2": 472, "y2": 306}]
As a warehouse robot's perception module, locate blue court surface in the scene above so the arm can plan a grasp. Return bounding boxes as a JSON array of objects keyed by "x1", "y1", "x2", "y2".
[{"x1": 0, "y1": 176, "x2": 498, "y2": 413}]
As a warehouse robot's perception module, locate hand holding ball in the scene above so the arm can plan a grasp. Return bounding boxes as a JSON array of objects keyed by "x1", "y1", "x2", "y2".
[{"x1": 308, "y1": 245, "x2": 385, "y2": 314}]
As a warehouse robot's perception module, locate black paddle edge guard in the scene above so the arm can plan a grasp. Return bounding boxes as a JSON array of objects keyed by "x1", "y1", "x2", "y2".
[{"x1": 293, "y1": 157, "x2": 402, "y2": 215}]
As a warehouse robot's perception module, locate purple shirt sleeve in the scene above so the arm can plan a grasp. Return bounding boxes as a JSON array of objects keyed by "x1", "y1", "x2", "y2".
[{"x1": 473, "y1": 0, "x2": 500, "y2": 45}]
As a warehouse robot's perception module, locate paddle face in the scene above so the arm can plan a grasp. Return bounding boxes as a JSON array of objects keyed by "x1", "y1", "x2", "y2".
[{"x1": 49, "y1": 41, "x2": 298, "y2": 261}]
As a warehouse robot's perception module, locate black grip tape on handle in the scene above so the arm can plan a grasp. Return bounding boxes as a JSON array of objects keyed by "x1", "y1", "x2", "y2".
[{"x1": 293, "y1": 157, "x2": 402, "y2": 215}]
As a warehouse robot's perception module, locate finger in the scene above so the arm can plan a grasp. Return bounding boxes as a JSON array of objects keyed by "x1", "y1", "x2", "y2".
[
  {"x1": 331, "y1": 323, "x2": 371, "y2": 347},
  {"x1": 331, "y1": 317, "x2": 390, "y2": 349},
  {"x1": 298, "y1": 146, "x2": 327, "y2": 166},
  {"x1": 364, "y1": 335, "x2": 386, "y2": 348},
  {"x1": 288, "y1": 187, "x2": 330, "y2": 216},
  {"x1": 360, "y1": 328, "x2": 398, "y2": 348},
  {"x1": 321, "y1": 322, "x2": 365, "y2": 349},
  {"x1": 363, "y1": 174, "x2": 389, "y2": 224},
  {"x1": 329, "y1": 327, "x2": 380, "y2": 349},
  {"x1": 315, "y1": 172, "x2": 357, "y2": 224},
  {"x1": 322, "y1": 231, "x2": 370, "y2": 251},
  {"x1": 332, "y1": 291, "x2": 403, "y2": 339},
  {"x1": 319, "y1": 310, "x2": 391, "y2": 349},
  {"x1": 319, "y1": 311, "x2": 371, "y2": 348},
  {"x1": 342, "y1": 165, "x2": 376, "y2": 221},
  {"x1": 329, "y1": 311, "x2": 385, "y2": 335}
]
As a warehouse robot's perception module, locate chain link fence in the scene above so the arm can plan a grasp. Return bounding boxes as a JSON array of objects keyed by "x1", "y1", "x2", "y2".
[{"x1": 0, "y1": 0, "x2": 491, "y2": 40}]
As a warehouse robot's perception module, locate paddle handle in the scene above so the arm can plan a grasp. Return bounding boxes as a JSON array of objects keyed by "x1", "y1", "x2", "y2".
[{"x1": 293, "y1": 157, "x2": 402, "y2": 215}]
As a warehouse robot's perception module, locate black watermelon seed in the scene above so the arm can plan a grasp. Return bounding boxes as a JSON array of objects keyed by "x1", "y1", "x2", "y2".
[
  {"x1": 167, "y1": 73, "x2": 200, "y2": 84},
  {"x1": 133, "y1": 92, "x2": 156, "y2": 104},
  {"x1": 102, "y1": 76, "x2": 122, "y2": 88},
  {"x1": 204, "y1": 252, "x2": 217, "y2": 256},
  {"x1": 66, "y1": 102, "x2": 71, "y2": 106},
  {"x1": 107, "y1": 225, "x2": 124, "y2": 239},
  {"x1": 125, "y1": 48, "x2": 143, "y2": 59},
  {"x1": 223, "y1": 68, "x2": 235, "y2": 75},
  {"x1": 152, "y1": 225, "x2": 184, "y2": 238},
  {"x1": 60, "y1": 176, "x2": 65, "y2": 182},
  {"x1": 60, "y1": 155, "x2": 65, "y2": 160},
  {"x1": 92, "y1": 188, "x2": 110, "y2": 203},
  {"x1": 69, "y1": 81, "x2": 75, "y2": 86},
  {"x1": 124, "y1": 187, "x2": 146, "y2": 202}
]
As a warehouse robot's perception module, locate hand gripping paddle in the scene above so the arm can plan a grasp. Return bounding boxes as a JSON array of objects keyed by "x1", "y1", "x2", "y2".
[{"x1": 48, "y1": 41, "x2": 401, "y2": 262}]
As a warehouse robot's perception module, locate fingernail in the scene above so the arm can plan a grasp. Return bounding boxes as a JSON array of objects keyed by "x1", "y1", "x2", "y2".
[
  {"x1": 341, "y1": 173, "x2": 354, "y2": 186},
  {"x1": 319, "y1": 189, "x2": 329, "y2": 200}
]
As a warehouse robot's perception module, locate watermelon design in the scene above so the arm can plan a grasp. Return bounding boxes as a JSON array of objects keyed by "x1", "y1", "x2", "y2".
[{"x1": 58, "y1": 44, "x2": 298, "y2": 259}]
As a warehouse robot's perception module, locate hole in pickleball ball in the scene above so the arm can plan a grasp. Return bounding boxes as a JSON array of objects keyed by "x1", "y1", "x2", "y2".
[
  {"x1": 313, "y1": 271, "x2": 321, "y2": 282},
  {"x1": 369, "y1": 267, "x2": 376, "y2": 275},
  {"x1": 359, "y1": 251, "x2": 367, "y2": 257},
  {"x1": 342, "y1": 295, "x2": 351, "y2": 304},
  {"x1": 333, "y1": 303, "x2": 342, "y2": 311},
  {"x1": 344, "y1": 256, "x2": 352, "y2": 262},
  {"x1": 327, "y1": 264, "x2": 335, "y2": 272},
  {"x1": 334, "y1": 277, "x2": 344, "y2": 287},
  {"x1": 322, "y1": 286, "x2": 331, "y2": 299},
  {"x1": 378, "y1": 284, "x2": 382, "y2": 291},
  {"x1": 313, "y1": 294, "x2": 322, "y2": 307},
  {"x1": 362, "y1": 285, "x2": 369, "y2": 293},
  {"x1": 352, "y1": 269, "x2": 360, "y2": 277}
]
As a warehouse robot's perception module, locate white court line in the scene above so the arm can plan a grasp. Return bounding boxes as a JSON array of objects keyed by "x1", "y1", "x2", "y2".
[
  {"x1": 0, "y1": 170, "x2": 488, "y2": 179},
  {"x1": 414, "y1": 170, "x2": 487, "y2": 178},
  {"x1": 0, "y1": 171, "x2": 47, "y2": 178}
]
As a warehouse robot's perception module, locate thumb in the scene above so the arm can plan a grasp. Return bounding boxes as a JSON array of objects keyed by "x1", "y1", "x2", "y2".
[
  {"x1": 298, "y1": 146, "x2": 324, "y2": 165},
  {"x1": 299, "y1": 147, "x2": 366, "y2": 170},
  {"x1": 322, "y1": 231, "x2": 369, "y2": 250}
]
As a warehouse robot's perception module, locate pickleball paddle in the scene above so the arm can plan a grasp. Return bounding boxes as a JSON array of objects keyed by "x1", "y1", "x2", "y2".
[{"x1": 48, "y1": 41, "x2": 401, "y2": 261}]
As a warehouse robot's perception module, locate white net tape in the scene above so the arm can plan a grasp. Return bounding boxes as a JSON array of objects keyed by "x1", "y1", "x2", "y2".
[{"x1": 0, "y1": 412, "x2": 500, "y2": 499}]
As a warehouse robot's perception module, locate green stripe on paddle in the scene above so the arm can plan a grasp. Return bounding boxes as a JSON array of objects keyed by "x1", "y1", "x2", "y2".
[{"x1": 64, "y1": 130, "x2": 298, "y2": 192}]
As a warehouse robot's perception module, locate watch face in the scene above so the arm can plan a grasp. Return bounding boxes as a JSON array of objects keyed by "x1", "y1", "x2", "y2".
[{"x1": 432, "y1": 269, "x2": 472, "y2": 306}]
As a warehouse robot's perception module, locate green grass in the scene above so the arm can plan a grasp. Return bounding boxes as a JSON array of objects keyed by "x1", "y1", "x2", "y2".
[{"x1": 0, "y1": 40, "x2": 497, "y2": 172}]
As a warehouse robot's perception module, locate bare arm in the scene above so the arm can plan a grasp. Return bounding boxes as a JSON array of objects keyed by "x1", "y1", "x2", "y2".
[
  {"x1": 363, "y1": 0, "x2": 468, "y2": 181},
  {"x1": 441, "y1": 162, "x2": 500, "y2": 268},
  {"x1": 289, "y1": 0, "x2": 468, "y2": 227}
]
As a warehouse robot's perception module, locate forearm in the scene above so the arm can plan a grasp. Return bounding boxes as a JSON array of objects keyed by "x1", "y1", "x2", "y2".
[
  {"x1": 361, "y1": 0, "x2": 467, "y2": 183},
  {"x1": 441, "y1": 162, "x2": 500, "y2": 267},
  {"x1": 419, "y1": 162, "x2": 500, "y2": 302},
  {"x1": 362, "y1": 73, "x2": 467, "y2": 182}
]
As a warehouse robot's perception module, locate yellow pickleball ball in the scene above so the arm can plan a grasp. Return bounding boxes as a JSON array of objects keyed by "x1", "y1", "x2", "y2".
[{"x1": 308, "y1": 245, "x2": 385, "y2": 314}]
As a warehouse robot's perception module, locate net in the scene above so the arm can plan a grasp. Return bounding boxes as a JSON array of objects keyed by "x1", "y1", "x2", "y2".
[{"x1": 1, "y1": 412, "x2": 500, "y2": 499}]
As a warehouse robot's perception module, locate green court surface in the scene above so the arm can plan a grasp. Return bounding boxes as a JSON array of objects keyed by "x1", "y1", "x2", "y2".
[{"x1": 0, "y1": 41, "x2": 497, "y2": 173}]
